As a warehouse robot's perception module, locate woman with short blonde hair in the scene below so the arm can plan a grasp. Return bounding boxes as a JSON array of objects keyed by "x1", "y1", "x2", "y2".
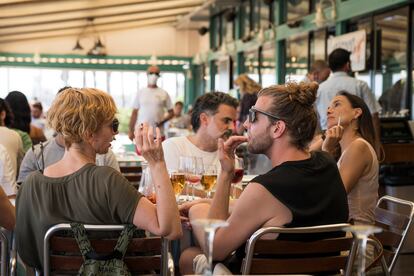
[{"x1": 16, "y1": 87, "x2": 182, "y2": 271}]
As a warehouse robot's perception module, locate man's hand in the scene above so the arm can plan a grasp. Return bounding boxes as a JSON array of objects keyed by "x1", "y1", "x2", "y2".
[{"x1": 218, "y1": 136, "x2": 248, "y2": 173}]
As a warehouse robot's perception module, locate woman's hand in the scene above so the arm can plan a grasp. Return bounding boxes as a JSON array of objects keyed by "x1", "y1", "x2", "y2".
[
  {"x1": 322, "y1": 125, "x2": 343, "y2": 154},
  {"x1": 134, "y1": 123, "x2": 164, "y2": 164},
  {"x1": 218, "y1": 136, "x2": 248, "y2": 173}
]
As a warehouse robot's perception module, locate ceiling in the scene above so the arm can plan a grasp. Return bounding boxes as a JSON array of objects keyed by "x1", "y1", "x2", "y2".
[{"x1": 0, "y1": 0, "x2": 212, "y2": 44}]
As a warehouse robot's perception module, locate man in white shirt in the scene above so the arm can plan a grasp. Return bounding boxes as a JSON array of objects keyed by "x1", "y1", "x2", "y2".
[
  {"x1": 128, "y1": 65, "x2": 174, "y2": 140},
  {"x1": 162, "y1": 92, "x2": 238, "y2": 172},
  {"x1": 316, "y1": 48, "x2": 381, "y2": 131}
]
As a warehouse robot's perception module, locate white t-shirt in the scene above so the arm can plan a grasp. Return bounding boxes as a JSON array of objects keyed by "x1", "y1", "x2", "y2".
[
  {"x1": 0, "y1": 126, "x2": 24, "y2": 177},
  {"x1": 132, "y1": 87, "x2": 173, "y2": 134},
  {"x1": 0, "y1": 144, "x2": 17, "y2": 196},
  {"x1": 162, "y1": 136, "x2": 220, "y2": 172}
]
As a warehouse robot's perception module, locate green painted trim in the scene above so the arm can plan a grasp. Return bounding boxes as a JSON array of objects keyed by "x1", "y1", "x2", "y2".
[
  {"x1": 0, "y1": 52, "x2": 192, "y2": 72},
  {"x1": 335, "y1": 21, "x2": 347, "y2": 36},
  {"x1": 205, "y1": 0, "x2": 408, "y2": 61}
]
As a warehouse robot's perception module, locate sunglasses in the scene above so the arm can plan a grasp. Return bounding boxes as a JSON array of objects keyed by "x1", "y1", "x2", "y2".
[
  {"x1": 248, "y1": 107, "x2": 282, "y2": 123},
  {"x1": 148, "y1": 72, "x2": 160, "y2": 76},
  {"x1": 112, "y1": 118, "x2": 119, "y2": 133}
]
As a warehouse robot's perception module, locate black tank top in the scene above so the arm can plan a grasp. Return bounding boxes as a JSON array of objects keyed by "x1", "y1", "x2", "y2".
[{"x1": 229, "y1": 151, "x2": 349, "y2": 273}]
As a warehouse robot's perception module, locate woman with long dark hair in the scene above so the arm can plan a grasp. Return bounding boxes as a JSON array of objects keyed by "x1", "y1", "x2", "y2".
[
  {"x1": 5, "y1": 91, "x2": 46, "y2": 147},
  {"x1": 322, "y1": 91, "x2": 379, "y2": 225}
]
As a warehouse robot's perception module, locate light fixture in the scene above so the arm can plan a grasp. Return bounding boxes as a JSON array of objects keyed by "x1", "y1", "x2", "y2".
[
  {"x1": 313, "y1": 0, "x2": 337, "y2": 28},
  {"x1": 73, "y1": 17, "x2": 106, "y2": 56}
]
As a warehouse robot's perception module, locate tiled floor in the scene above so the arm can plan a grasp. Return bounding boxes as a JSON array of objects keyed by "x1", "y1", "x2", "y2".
[{"x1": 392, "y1": 253, "x2": 414, "y2": 275}]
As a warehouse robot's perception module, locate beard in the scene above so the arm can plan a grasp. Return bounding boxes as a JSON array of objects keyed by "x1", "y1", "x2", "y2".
[{"x1": 247, "y1": 131, "x2": 273, "y2": 154}]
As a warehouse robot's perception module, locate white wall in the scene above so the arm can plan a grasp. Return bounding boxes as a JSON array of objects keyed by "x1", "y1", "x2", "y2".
[{"x1": 0, "y1": 25, "x2": 209, "y2": 57}]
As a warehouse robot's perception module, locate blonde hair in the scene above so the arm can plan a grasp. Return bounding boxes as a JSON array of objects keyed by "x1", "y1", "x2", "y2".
[
  {"x1": 47, "y1": 88, "x2": 117, "y2": 147},
  {"x1": 258, "y1": 81, "x2": 319, "y2": 150},
  {"x1": 234, "y1": 74, "x2": 262, "y2": 95}
]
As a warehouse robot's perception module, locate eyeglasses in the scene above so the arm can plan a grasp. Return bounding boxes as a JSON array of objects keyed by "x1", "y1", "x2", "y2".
[
  {"x1": 248, "y1": 107, "x2": 282, "y2": 123},
  {"x1": 112, "y1": 118, "x2": 119, "y2": 133},
  {"x1": 148, "y1": 72, "x2": 160, "y2": 76}
]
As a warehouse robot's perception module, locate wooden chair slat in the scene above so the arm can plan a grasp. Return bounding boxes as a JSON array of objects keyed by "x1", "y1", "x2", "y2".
[
  {"x1": 375, "y1": 207, "x2": 409, "y2": 230},
  {"x1": 51, "y1": 236, "x2": 162, "y2": 254},
  {"x1": 253, "y1": 237, "x2": 353, "y2": 255},
  {"x1": 248, "y1": 256, "x2": 347, "y2": 274},
  {"x1": 124, "y1": 175, "x2": 142, "y2": 182},
  {"x1": 50, "y1": 255, "x2": 161, "y2": 273},
  {"x1": 375, "y1": 231, "x2": 403, "y2": 249},
  {"x1": 120, "y1": 166, "x2": 142, "y2": 174}
]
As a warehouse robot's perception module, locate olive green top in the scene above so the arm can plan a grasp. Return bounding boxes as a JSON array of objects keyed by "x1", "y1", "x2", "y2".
[
  {"x1": 13, "y1": 128, "x2": 32, "y2": 152},
  {"x1": 16, "y1": 163, "x2": 142, "y2": 270}
]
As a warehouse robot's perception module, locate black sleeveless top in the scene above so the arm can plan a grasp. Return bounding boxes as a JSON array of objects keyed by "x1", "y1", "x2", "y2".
[
  {"x1": 228, "y1": 151, "x2": 349, "y2": 272},
  {"x1": 254, "y1": 151, "x2": 348, "y2": 231}
]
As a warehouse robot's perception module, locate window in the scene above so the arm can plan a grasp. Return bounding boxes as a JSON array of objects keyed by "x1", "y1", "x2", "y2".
[
  {"x1": 0, "y1": 67, "x2": 185, "y2": 110},
  {"x1": 261, "y1": 44, "x2": 276, "y2": 87},
  {"x1": 286, "y1": 33, "x2": 309, "y2": 82},
  {"x1": 375, "y1": 8, "x2": 409, "y2": 116}
]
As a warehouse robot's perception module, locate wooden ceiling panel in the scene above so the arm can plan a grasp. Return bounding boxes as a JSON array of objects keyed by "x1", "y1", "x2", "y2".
[
  {"x1": 0, "y1": 16, "x2": 178, "y2": 43},
  {"x1": 0, "y1": 0, "x2": 206, "y2": 43}
]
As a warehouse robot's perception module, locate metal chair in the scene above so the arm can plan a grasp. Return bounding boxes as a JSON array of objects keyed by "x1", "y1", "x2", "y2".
[
  {"x1": 0, "y1": 228, "x2": 8, "y2": 276},
  {"x1": 41, "y1": 224, "x2": 172, "y2": 276},
  {"x1": 241, "y1": 223, "x2": 357, "y2": 275},
  {"x1": 374, "y1": 195, "x2": 414, "y2": 273}
]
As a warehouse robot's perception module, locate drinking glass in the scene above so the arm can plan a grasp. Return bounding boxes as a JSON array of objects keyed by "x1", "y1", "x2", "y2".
[
  {"x1": 231, "y1": 157, "x2": 244, "y2": 199},
  {"x1": 343, "y1": 225, "x2": 383, "y2": 276},
  {"x1": 186, "y1": 157, "x2": 203, "y2": 201},
  {"x1": 192, "y1": 219, "x2": 229, "y2": 276},
  {"x1": 138, "y1": 163, "x2": 156, "y2": 203},
  {"x1": 200, "y1": 165, "x2": 217, "y2": 198},
  {"x1": 169, "y1": 170, "x2": 186, "y2": 202},
  {"x1": 178, "y1": 156, "x2": 192, "y2": 201}
]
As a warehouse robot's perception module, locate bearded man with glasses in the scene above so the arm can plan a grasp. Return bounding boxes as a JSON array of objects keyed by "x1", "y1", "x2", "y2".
[{"x1": 179, "y1": 82, "x2": 349, "y2": 274}]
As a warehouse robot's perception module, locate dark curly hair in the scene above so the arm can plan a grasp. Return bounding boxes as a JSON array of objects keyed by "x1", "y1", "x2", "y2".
[
  {"x1": 191, "y1": 92, "x2": 238, "y2": 132},
  {"x1": 0, "y1": 98, "x2": 14, "y2": 127},
  {"x1": 5, "y1": 91, "x2": 31, "y2": 133}
]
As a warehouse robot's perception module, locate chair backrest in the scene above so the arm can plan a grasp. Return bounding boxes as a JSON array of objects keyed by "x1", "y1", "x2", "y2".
[
  {"x1": 374, "y1": 195, "x2": 414, "y2": 272},
  {"x1": 120, "y1": 166, "x2": 142, "y2": 188},
  {"x1": 43, "y1": 224, "x2": 169, "y2": 276},
  {"x1": 0, "y1": 228, "x2": 8, "y2": 276},
  {"x1": 241, "y1": 223, "x2": 357, "y2": 275}
]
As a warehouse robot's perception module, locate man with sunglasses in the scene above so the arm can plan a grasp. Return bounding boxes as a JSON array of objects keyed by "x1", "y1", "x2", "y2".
[
  {"x1": 179, "y1": 82, "x2": 348, "y2": 274},
  {"x1": 128, "y1": 65, "x2": 174, "y2": 141},
  {"x1": 17, "y1": 94, "x2": 120, "y2": 184}
]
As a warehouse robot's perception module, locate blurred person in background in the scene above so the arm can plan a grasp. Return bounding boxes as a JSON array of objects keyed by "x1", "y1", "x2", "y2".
[
  {"x1": 128, "y1": 65, "x2": 174, "y2": 141},
  {"x1": 302, "y1": 60, "x2": 331, "y2": 84},
  {"x1": 0, "y1": 98, "x2": 24, "y2": 184},
  {"x1": 31, "y1": 100, "x2": 46, "y2": 130},
  {"x1": 234, "y1": 74, "x2": 261, "y2": 135},
  {"x1": 6, "y1": 91, "x2": 46, "y2": 146}
]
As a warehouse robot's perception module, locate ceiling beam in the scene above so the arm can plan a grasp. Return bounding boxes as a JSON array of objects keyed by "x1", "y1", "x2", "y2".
[
  {"x1": 0, "y1": 0, "x2": 161, "y2": 18},
  {"x1": 0, "y1": 0, "x2": 204, "y2": 28},
  {"x1": 0, "y1": 7, "x2": 194, "y2": 36},
  {"x1": 0, "y1": 16, "x2": 178, "y2": 43}
]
